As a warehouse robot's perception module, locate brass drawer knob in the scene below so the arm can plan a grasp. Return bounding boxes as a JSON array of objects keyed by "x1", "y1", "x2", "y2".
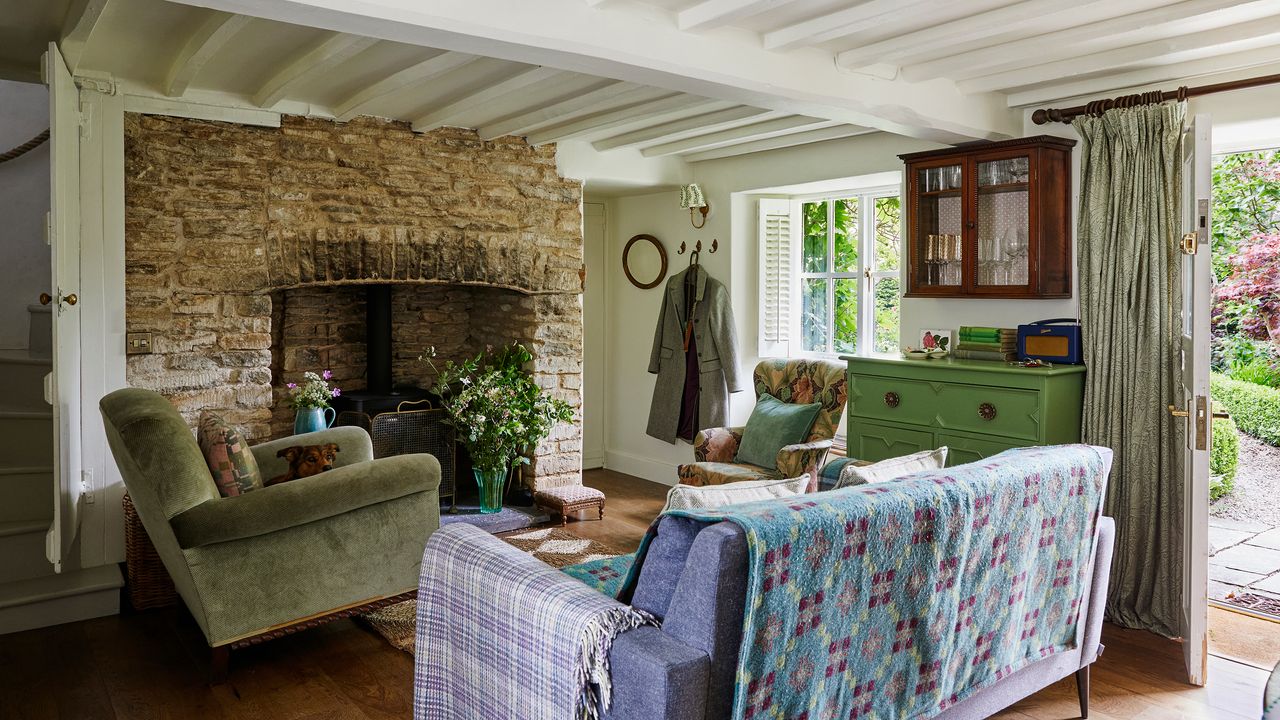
[
  {"x1": 884, "y1": 392, "x2": 900, "y2": 408},
  {"x1": 978, "y1": 402, "x2": 997, "y2": 421}
]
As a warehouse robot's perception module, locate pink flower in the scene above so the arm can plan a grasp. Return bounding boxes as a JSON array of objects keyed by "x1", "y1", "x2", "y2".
[
  {"x1": 321, "y1": 369, "x2": 333, "y2": 380},
  {"x1": 331, "y1": 388, "x2": 342, "y2": 397},
  {"x1": 286, "y1": 383, "x2": 297, "y2": 389}
]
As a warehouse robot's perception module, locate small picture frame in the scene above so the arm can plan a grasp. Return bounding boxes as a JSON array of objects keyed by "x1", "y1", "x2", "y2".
[{"x1": 920, "y1": 329, "x2": 952, "y2": 352}]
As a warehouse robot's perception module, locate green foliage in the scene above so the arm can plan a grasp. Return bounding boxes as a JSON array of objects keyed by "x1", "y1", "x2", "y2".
[
  {"x1": 1212, "y1": 151, "x2": 1280, "y2": 283},
  {"x1": 423, "y1": 343, "x2": 575, "y2": 472},
  {"x1": 1232, "y1": 357, "x2": 1280, "y2": 387},
  {"x1": 1212, "y1": 372, "x2": 1280, "y2": 446},
  {"x1": 1209, "y1": 415, "x2": 1239, "y2": 501}
]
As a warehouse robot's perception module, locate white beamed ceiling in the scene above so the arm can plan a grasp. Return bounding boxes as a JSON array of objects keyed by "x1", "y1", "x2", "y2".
[{"x1": 6, "y1": 0, "x2": 1280, "y2": 162}]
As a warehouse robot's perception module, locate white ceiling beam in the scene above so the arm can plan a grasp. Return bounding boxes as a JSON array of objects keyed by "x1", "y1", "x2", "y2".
[
  {"x1": 1007, "y1": 43, "x2": 1280, "y2": 107},
  {"x1": 59, "y1": 0, "x2": 111, "y2": 73},
  {"x1": 836, "y1": 0, "x2": 1134, "y2": 70},
  {"x1": 641, "y1": 116, "x2": 834, "y2": 156},
  {"x1": 164, "y1": 11, "x2": 253, "y2": 97},
  {"x1": 525, "y1": 95, "x2": 724, "y2": 146},
  {"x1": 681, "y1": 124, "x2": 873, "y2": 162},
  {"x1": 252, "y1": 33, "x2": 378, "y2": 108},
  {"x1": 167, "y1": 0, "x2": 1019, "y2": 142},
  {"x1": 411, "y1": 66, "x2": 562, "y2": 131},
  {"x1": 477, "y1": 82, "x2": 663, "y2": 139},
  {"x1": 593, "y1": 105, "x2": 773, "y2": 150},
  {"x1": 763, "y1": 0, "x2": 935, "y2": 52},
  {"x1": 960, "y1": 14, "x2": 1280, "y2": 94},
  {"x1": 333, "y1": 51, "x2": 478, "y2": 121},
  {"x1": 678, "y1": 0, "x2": 791, "y2": 32},
  {"x1": 904, "y1": 0, "x2": 1270, "y2": 82}
]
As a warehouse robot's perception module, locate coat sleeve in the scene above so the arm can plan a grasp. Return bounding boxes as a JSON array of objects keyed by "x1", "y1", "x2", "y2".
[
  {"x1": 711, "y1": 287, "x2": 746, "y2": 393},
  {"x1": 648, "y1": 287, "x2": 669, "y2": 375}
]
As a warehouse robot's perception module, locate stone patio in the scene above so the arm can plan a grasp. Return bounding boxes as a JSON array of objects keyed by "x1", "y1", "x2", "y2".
[{"x1": 1210, "y1": 516, "x2": 1280, "y2": 602}]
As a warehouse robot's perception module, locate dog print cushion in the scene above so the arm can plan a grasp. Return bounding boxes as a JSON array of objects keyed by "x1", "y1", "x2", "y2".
[
  {"x1": 268, "y1": 443, "x2": 340, "y2": 486},
  {"x1": 197, "y1": 412, "x2": 264, "y2": 497}
]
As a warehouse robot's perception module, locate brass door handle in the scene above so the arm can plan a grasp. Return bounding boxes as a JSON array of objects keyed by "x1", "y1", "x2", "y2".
[
  {"x1": 39, "y1": 292, "x2": 52, "y2": 305},
  {"x1": 42, "y1": 291, "x2": 77, "y2": 308},
  {"x1": 63, "y1": 293, "x2": 77, "y2": 306},
  {"x1": 1168, "y1": 404, "x2": 1189, "y2": 418},
  {"x1": 1212, "y1": 411, "x2": 1230, "y2": 420}
]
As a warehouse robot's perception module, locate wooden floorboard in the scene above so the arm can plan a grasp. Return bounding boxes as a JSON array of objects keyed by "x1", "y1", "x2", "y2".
[{"x1": 0, "y1": 468, "x2": 1267, "y2": 719}]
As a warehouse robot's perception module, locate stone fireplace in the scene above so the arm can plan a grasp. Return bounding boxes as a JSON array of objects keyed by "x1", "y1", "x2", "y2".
[{"x1": 124, "y1": 113, "x2": 584, "y2": 489}]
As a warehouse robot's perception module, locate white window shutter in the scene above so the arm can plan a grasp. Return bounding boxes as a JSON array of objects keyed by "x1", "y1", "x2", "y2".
[{"x1": 758, "y1": 198, "x2": 795, "y2": 358}]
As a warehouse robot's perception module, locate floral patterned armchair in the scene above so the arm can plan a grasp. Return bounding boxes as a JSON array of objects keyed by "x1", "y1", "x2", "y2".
[{"x1": 677, "y1": 359, "x2": 847, "y2": 492}]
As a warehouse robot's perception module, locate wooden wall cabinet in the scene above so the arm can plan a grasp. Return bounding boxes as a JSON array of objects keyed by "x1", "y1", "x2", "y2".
[{"x1": 900, "y1": 136, "x2": 1076, "y2": 299}]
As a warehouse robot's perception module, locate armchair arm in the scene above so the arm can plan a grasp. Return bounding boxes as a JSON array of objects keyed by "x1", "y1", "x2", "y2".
[
  {"x1": 693, "y1": 427, "x2": 745, "y2": 463},
  {"x1": 776, "y1": 439, "x2": 833, "y2": 493},
  {"x1": 171, "y1": 453, "x2": 439, "y2": 549},
  {"x1": 250, "y1": 425, "x2": 374, "y2": 481}
]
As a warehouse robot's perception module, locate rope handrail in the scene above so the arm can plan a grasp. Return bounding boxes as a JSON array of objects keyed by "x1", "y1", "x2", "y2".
[{"x1": 0, "y1": 129, "x2": 50, "y2": 165}]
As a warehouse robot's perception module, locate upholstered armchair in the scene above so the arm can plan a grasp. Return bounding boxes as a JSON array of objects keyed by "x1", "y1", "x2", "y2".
[
  {"x1": 676, "y1": 359, "x2": 847, "y2": 492},
  {"x1": 100, "y1": 388, "x2": 440, "y2": 680}
]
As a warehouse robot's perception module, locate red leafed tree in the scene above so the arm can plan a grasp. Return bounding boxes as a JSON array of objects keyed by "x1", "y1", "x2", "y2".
[{"x1": 1217, "y1": 234, "x2": 1280, "y2": 342}]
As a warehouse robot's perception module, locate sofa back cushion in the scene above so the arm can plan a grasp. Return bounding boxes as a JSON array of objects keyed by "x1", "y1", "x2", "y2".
[
  {"x1": 663, "y1": 476, "x2": 808, "y2": 513},
  {"x1": 197, "y1": 412, "x2": 264, "y2": 497}
]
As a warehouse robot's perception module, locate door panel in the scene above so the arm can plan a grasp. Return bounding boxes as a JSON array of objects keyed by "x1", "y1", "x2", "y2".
[
  {"x1": 1178, "y1": 113, "x2": 1212, "y2": 687},
  {"x1": 43, "y1": 43, "x2": 82, "y2": 572}
]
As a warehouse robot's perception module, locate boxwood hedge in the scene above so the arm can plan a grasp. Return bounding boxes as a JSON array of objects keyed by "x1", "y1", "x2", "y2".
[{"x1": 1211, "y1": 373, "x2": 1280, "y2": 447}]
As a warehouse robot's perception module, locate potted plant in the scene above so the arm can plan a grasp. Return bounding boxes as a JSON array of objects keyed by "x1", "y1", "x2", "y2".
[
  {"x1": 423, "y1": 344, "x2": 573, "y2": 513},
  {"x1": 285, "y1": 370, "x2": 341, "y2": 435}
]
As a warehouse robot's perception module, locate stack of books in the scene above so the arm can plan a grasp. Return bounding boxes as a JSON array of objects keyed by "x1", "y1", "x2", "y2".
[{"x1": 954, "y1": 326, "x2": 1017, "y2": 361}]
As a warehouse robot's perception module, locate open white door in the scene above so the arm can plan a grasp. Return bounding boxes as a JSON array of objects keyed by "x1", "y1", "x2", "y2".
[
  {"x1": 1177, "y1": 113, "x2": 1212, "y2": 687},
  {"x1": 43, "y1": 42, "x2": 83, "y2": 573}
]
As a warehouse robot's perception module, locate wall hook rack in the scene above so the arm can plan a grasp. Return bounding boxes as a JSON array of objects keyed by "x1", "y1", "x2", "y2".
[{"x1": 678, "y1": 239, "x2": 718, "y2": 255}]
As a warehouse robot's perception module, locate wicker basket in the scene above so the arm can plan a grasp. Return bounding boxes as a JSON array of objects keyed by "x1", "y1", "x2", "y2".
[{"x1": 122, "y1": 493, "x2": 179, "y2": 610}]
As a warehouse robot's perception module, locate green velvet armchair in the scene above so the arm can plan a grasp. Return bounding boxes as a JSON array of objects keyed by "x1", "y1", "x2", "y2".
[
  {"x1": 100, "y1": 388, "x2": 440, "y2": 680},
  {"x1": 677, "y1": 359, "x2": 848, "y2": 492}
]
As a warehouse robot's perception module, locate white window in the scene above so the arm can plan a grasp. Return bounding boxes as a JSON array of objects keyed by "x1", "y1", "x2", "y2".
[{"x1": 758, "y1": 189, "x2": 901, "y2": 358}]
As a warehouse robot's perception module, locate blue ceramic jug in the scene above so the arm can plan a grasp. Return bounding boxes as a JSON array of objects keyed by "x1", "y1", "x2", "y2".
[{"x1": 294, "y1": 406, "x2": 336, "y2": 435}]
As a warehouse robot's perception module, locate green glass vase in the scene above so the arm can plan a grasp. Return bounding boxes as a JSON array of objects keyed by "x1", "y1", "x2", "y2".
[{"x1": 473, "y1": 467, "x2": 506, "y2": 514}]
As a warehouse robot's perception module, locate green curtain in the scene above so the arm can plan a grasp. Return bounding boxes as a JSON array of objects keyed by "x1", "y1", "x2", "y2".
[{"x1": 1073, "y1": 102, "x2": 1187, "y2": 637}]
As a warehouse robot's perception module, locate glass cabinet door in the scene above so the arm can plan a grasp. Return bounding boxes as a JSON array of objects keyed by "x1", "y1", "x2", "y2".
[
  {"x1": 974, "y1": 154, "x2": 1031, "y2": 290},
  {"x1": 912, "y1": 163, "x2": 963, "y2": 290}
]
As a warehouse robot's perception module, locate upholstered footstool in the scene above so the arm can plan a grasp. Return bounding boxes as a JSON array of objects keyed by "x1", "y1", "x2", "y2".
[{"x1": 533, "y1": 485, "x2": 606, "y2": 526}]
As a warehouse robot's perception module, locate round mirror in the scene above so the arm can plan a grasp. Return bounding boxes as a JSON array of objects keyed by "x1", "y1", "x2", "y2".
[{"x1": 622, "y1": 234, "x2": 668, "y2": 290}]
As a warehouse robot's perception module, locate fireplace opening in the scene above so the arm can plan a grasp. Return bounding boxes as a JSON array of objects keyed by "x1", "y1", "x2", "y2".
[{"x1": 330, "y1": 284, "x2": 431, "y2": 419}]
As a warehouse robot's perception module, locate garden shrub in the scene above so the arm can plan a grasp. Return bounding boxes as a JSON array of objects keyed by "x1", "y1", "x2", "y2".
[
  {"x1": 1209, "y1": 415, "x2": 1239, "y2": 501},
  {"x1": 1212, "y1": 372, "x2": 1280, "y2": 446},
  {"x1": 1231, "y1": 356, "x2": 1280, "y2": 388}
]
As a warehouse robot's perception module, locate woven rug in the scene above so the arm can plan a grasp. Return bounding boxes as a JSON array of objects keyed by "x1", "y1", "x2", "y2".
[
  {"x1": 360, "y1": 528, "x2": 625, "y2": 653},
  {"x1": 1222, "y1": 592, "x2": 1280, "y2": 616}
]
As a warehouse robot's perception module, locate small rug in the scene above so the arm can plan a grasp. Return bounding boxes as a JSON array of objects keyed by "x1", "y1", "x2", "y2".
[
  {"x1": 1221, "y1": 592, "x2": 1280, "y2": 617},
  {"x1": 360, "y1": 528, "x2": 626, "y2": 653},
  {"x1": 438, "y1": 504, "x2": 549, "y2": 534}
]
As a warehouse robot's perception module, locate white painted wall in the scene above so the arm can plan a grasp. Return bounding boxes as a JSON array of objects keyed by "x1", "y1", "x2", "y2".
[{"x1": 0, "y1": 79, "x2": 51, "y2": 350}]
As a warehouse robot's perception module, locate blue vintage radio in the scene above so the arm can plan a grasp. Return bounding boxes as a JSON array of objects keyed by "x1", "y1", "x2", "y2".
[{"x1": 1017, "y1": 318, "x2": 1083, "y2": 364}]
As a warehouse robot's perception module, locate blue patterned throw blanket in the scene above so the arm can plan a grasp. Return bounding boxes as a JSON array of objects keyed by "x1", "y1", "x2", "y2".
[
  {"x1": 625, "y1": 444, "x2": 1108, "y2": 720},
  {"x1": 415, "y1": 523, "x2": 655, "y2": 720}
]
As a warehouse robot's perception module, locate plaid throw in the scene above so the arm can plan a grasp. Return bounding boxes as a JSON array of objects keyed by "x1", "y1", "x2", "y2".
[{"x1": 414, "y1": 523, "x2": 655, "y2": 720}]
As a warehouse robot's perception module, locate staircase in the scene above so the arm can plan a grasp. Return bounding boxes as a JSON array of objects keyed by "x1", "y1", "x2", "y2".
[{"x1": 0, "y1": 348, "x2": 121, "y2": 635}]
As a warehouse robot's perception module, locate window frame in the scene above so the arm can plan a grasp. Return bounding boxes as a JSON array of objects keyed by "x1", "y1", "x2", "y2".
[{"x1": 792, "y1": 185, "x2": 901, "y2": 358}]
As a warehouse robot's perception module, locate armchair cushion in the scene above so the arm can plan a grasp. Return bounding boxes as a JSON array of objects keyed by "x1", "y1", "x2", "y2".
[
  {"x1": 170, "y1": 453, "x2": 440, "y2": 549},
  {"x1": 691, "y1": 426, "x2": 743, "y2": 463},
  {"x1": 676, "y1": 461, "x2": 779, "y2": 487},
  {"x1": 197, "y1": 412, "x2": 264, "y2": 497},
  {"x1": 733, "y1": 393, "x2": 821, "y2": 468},
  {"x1": 776, "y1": 439, "x2": 834, "y2": 493}
]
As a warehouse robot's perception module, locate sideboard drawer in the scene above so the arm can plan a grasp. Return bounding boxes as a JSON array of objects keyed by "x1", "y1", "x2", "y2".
[
  {"x1": 935, "y1": 384, "x2": 1042, "y2": 442},
  {"x1": 847, "y1": 421, "x2": 935, "y2": 463},
  {"x1": 848, "y1": 374, "x2": 936, "y2": 428},
  {"x1": 938, "y1": 433, "x2": 1027, "y2": 467}
]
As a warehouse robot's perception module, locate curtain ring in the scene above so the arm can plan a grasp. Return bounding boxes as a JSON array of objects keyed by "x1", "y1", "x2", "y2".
[{"x1": 1177, "y1": 86, "x2": 1189, "y2": 102}]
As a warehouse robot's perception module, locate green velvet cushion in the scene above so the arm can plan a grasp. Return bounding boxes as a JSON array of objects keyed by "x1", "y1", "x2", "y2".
[
  {"x1": 733, "y1": 393, "x2": 822, "y2": 469},
  {"x1": 170, "y1": 453, "x2": 440, "y2": 549},
  {"x1": 197, "y1": 412, "x2": 264, "y2": 497}
]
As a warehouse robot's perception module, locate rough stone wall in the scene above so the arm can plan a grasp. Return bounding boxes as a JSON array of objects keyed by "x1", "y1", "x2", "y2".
[{"x1": 125, "y1": 113, "x2": 583, "y2": 489}]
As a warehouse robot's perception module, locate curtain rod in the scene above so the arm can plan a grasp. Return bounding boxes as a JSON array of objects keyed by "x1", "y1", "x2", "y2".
[{"x1": 1031, "y1": 72, "x2": 1280, "y2": 124}]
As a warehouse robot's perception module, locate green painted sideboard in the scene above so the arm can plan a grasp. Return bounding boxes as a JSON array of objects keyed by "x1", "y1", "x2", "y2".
[{"x1": 842, "y1": 355, "x2": 1085, "y2": 466}]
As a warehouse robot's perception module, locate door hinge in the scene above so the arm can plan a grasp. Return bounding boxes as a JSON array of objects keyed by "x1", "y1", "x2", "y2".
[
  {"x1": 45, "y1": 211, "x2": 52, "y2": 246},
  {"x1": 81, "y1": 469, "x2": 95, "y2": 504}
]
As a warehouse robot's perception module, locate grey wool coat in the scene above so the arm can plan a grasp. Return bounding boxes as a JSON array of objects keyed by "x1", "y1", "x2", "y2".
[{"x1": 646, "y1": 265, "x2": 745, "y2": 443}]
